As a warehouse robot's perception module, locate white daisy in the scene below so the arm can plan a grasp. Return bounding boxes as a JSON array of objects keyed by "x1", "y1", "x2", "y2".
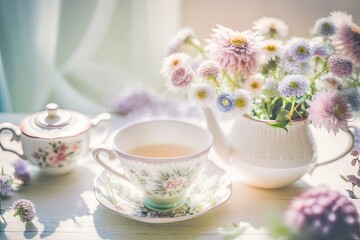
[
  {"x1": 244, "y1": 74, "x2": 264, "y2": 97},
  {"x1": 232, "y1": 89, "x2": 252, "y2": 116},
  {"x1": 160, "y1": 53, "x2": 190, "y2": 78},
  {"x1": 188, "y1": 83, "x2": 216, "y2": 108},
  {"x1": 260, "y1": 39, "x2": 284, "y2": 63},
  {"x1": 253, "y1": 17, "x2": 288, "y2": 39}
]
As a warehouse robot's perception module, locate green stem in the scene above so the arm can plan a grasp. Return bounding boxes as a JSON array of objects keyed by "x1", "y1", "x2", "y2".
[
  {"x1": 208, "y1": 76, "x2": 221, "y2": 89},
  {"x1": 310, "y1": 65, "x2": 329, "y2": 86},
  {"x1": 287, "y1": 98, "x2": 297, "y2": 121},
  {"x1": 0, "y1": 188, "x2": 6, "y2": 224},
  {"x1": 223, "y1": 70, "x2": 236, "y2": 90},
  {"x1": 188, "y1": 38, "x2": 207, "y2": 59}
]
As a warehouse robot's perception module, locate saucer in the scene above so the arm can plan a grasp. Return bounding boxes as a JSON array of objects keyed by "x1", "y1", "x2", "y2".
[{"x1": 93, "y1": 160, "x2": 232, "y2": 223}]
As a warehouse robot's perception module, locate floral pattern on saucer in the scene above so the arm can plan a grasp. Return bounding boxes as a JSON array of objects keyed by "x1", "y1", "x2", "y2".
[{"x1": 93, "y1": 160, "x2": 231, "y2": 223}]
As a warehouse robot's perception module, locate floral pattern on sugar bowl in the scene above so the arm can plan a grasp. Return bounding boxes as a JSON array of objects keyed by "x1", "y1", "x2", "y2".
[
  {"x1": 31, "y1": 140, "x2": 82, "y2": 168},
  {"x1": 128, "y1": 167, "x2": 194, "y2": 197}
]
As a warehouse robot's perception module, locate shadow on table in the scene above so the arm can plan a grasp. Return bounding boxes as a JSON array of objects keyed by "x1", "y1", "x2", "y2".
[
  {"x1": 92, "y1": 179, "x2": 312, "y2": 239},
  {"x1": 16, "y1": 164, "x2": 96, "y2": 239}
]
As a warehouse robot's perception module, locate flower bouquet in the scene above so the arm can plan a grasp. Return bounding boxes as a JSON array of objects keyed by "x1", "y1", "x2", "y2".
[{"x1": 160, "y1": 11, "x2": 360, "y2": 134}]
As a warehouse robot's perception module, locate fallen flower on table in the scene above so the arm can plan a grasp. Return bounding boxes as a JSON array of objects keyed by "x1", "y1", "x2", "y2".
[{"x1": 11, "y1": 199, "x2": 36, "y2": 223}]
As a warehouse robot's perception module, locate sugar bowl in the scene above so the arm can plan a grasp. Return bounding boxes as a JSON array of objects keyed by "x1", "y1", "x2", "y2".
[{"x1": 0, "y1": 103, "x2": 111, "y2": 175}]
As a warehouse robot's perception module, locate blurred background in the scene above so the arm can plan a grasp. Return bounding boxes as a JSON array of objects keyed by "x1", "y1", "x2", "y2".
[{"x1": 1, "y1": 0, "x2": 360, "y2": 113}]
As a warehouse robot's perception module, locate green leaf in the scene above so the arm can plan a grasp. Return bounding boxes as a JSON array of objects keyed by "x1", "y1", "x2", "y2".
[
  {"x1": 345, "y1": 189, "x2": 358, "y2": 199},
  {"x1": 275, "y1": 110, "x2": 290, "y2": 122},
  {"x1": 262, "y1": 89, "x2": 279, "y2": 98},
  {"x1": 268, "y1": 121, "x2": 290, "y2": 132}
]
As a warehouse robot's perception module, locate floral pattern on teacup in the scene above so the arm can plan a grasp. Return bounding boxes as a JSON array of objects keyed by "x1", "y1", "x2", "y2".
[
  {"x1": 31, "y1": 141, "x2": 81, "y2": 167},
  {"x1": 153, "y1": 167, "x2": 193, "y2": 197},
  {"x1": 128, "y1": 167, "x2": 194, "y2": 197}
]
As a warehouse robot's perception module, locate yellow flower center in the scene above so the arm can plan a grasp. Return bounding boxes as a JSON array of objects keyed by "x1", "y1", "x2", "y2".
[
  {"x1": 197, "y1": 90, "x2": 207, "y2": 99},
  {"x1": 222, "y1": 98, "x2": 230, "y2": 106},
  {"x1": 231, "y1": 37, "x2": 247, "y2": 47},
  {"x1": 290, "y1": 81, "x2": 299, "y2": 89},
  {"x1": 172, "y1": 59, "x2": 179, "y2": 66},
  {"x1": 297, "y1": 46, "x2": 307, "y2": 55},
  {"x1": 265, "y1": 44, "x2": 276, "y2": 52},
  {"x1": 250, "y1": 82, "x2": 261, "y2": 89},
  {"x1": 235, "y1": 98, "x2": 246, "y2": 108},
  {"x1": 269, "y1": 24, "x2": 277, "y2": 37}
]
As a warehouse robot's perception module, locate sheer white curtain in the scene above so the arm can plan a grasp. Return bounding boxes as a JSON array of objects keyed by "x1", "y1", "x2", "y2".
[{"x1": 0, "y1": 0, "x2": 181, "y2": 112}]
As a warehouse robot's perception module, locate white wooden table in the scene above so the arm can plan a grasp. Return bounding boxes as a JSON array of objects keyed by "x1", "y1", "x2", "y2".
[{"x1": 0, "y1": 113, "x2": 358, "y2": 240}]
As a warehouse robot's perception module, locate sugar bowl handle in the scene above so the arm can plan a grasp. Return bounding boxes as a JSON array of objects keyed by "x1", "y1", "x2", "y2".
[
  {"x1": 89, "y1": 113, "x2": 112, "y2": 149},
  {"x1": 0, "y1": 122, "x2": 26, "y2": 159}
]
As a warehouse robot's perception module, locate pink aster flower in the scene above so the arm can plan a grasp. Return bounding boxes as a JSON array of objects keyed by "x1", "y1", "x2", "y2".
[
  {"x1": 307, "y1": 90, "x2": 352, "y2": 134},
  {"x1": 206, "y1": 25, "x2": 261, "y2": 77},
  {"x1": 330, "y1": 11, "x2": 360, "y2": 65},
  {"x1": 170, "y1": 67, "x2": 194, "y2": 87},
  {"x1": 197, "y1": 60, "x2": 221, "y2": 79}
]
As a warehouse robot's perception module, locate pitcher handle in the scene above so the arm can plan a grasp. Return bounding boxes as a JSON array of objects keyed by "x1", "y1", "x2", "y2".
[
  {"x1": 311, "y1": 126, "x2": 355, "y2": 173},
  {"x1": 92, "y1": 145, "x2": 128, "y2": 181},
  {"x1": 0, "y1": 122, "x2": 26, "y2": 159},
  {"x1": 89, "y1": 113, "x2": 112, "y2": 149}
]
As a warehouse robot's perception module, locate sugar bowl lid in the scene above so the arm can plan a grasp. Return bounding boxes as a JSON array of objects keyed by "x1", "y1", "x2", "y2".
[{"x1": 20, "y1": 103, "x2": 91, "y2": 139}]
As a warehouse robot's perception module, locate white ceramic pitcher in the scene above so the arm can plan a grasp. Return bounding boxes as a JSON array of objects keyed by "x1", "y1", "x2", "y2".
[{"x1": 203, "y1": 108, "x2": 354, "y2": 188}]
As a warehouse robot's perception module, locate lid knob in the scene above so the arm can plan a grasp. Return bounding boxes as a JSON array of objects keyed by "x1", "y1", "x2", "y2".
[{"x1": 46, "y1": 103, "x2": 59, "y2": 118}]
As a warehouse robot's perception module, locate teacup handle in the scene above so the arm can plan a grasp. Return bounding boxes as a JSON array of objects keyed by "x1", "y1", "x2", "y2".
[
  {"x1": 89, "y1": 113, "x2": 112, "y2": 149},
  {"x1": 311, "y1": 127, "x2": 355, "y2": 173},
  {"x1": 92, "y1": 145, "x2": 128, "y2": 180},
  {"x1": 0, "y1": 122, "x2": 26, "y2": 159}
]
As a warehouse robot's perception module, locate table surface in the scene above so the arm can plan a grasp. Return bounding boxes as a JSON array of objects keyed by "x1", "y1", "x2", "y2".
[{"x1": 0, "y1": 113, "x2": 358, "y2": 240}]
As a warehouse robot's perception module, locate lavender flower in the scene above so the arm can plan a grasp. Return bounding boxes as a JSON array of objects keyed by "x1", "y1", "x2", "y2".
[
  {"x1": 171, "y1": 67, "x2": 194, "y2": 87},
  {"x1": 279, "y1": 75, "x2": 310, "y2": 97},
  {"x1": 282, "y1": 51, "x2": 312, "y2": 74},
  {"x1": 109, "y1": 90, "x2": 156, "y2": 116},
  {"x1": 12, "y1": 199, "x2": 36, "y2": 222},
  {"x1": 0, "y1": 175, "x2": 12, "y2": 196},
  {"x1": 314, "y1": 18, "x2": 336, "y2": 37},
  {"x1": 217, "y1": 93, "x2": 235, "y2": 112},
  {"x1": 12, "y1": 159, "x2": 31, "y2": 184},
  {"x1": 331, "y1": 11, "x2": 360, "y2": 65},
  {"x1": 340, "y1": 88, "x2": 360, "y2": 111},
  {"x1": 289, "y1": 39, "x2": 313, "y2": 62},
  {"x1": 166, "y1": 27, "x2": 194, "y2": 55},
  {"x1": 285, "y1": 187, "x2": 360, "y2": 240},
  {"x1": 197, "y1": 60, "x2": 221, "y2": 79},
  {"x1": 312, "y1": 42, "x2": 333, "y2": 58},
  {"x1": 329, "y1": 55, "x2": 353, "y2": 78},
  {"x1": 307, "y1": 90, "x2": 352, "y2": 134}
]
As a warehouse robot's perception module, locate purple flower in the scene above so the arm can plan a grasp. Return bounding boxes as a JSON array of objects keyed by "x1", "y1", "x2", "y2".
[
  {"x1": 289, "y1": 39, "x2": 313, "y2": 62},
  {"x1": 282, "y1": 51, "x2": 312, "y2": 74},
  {"x1": 329, "y1": 55, "x2": 353, "y2": 78},
  {"x1": 197, "y1": 60, "x2": 221, "y2": 79},
  {"x1": 217, "y1": 93, "x2": 235, "y2": 112},
  {"x1": 314, "y1": 18, "x2": 336, "y2": 37},
  {"x1": 12, "y1": 199, "x2": 36, "y2": 222},
  {"x1": 0, "y1": 175, "x2": 12, "y2": 196},
  {"x1": 109, "y1": 90, "x2": 156, "y2": 116},
  {"x1": 307, "y1": 90, "x2": 352, "y2": 134},
  {"x1": 340, "y1": 88, "x2": 360, "y2": 111},
  {"x1": 285, "y1": 187, "x2": 360, "y2": 240},
  {"x1": 312, "y1": 42, "x2": 333, "y2": 58},
  {"x1": 171, "y1": 67, "x2": 194, "y2": 87},
  {"x1": 12, "y1": 159, "x2": 31, "y2": 184},
  {"x1": 278, "y1": 75, "x2": 310, "y2": 97},
  {"x1": 330, "y1": 11, "x2": 360, "y2": 65},
  {"x1": 166, "y1": 27, "x2": 194, "y2": 55}
]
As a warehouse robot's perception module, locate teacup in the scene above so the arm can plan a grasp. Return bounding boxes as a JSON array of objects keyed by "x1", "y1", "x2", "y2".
[{"x1": 92, "y1": 119, "x2": 212, "y2": 210}]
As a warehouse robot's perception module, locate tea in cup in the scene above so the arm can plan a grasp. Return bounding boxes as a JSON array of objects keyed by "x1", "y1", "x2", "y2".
[{"x1": 92, "y1": 119, "x2": 213, "y2": 210}]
